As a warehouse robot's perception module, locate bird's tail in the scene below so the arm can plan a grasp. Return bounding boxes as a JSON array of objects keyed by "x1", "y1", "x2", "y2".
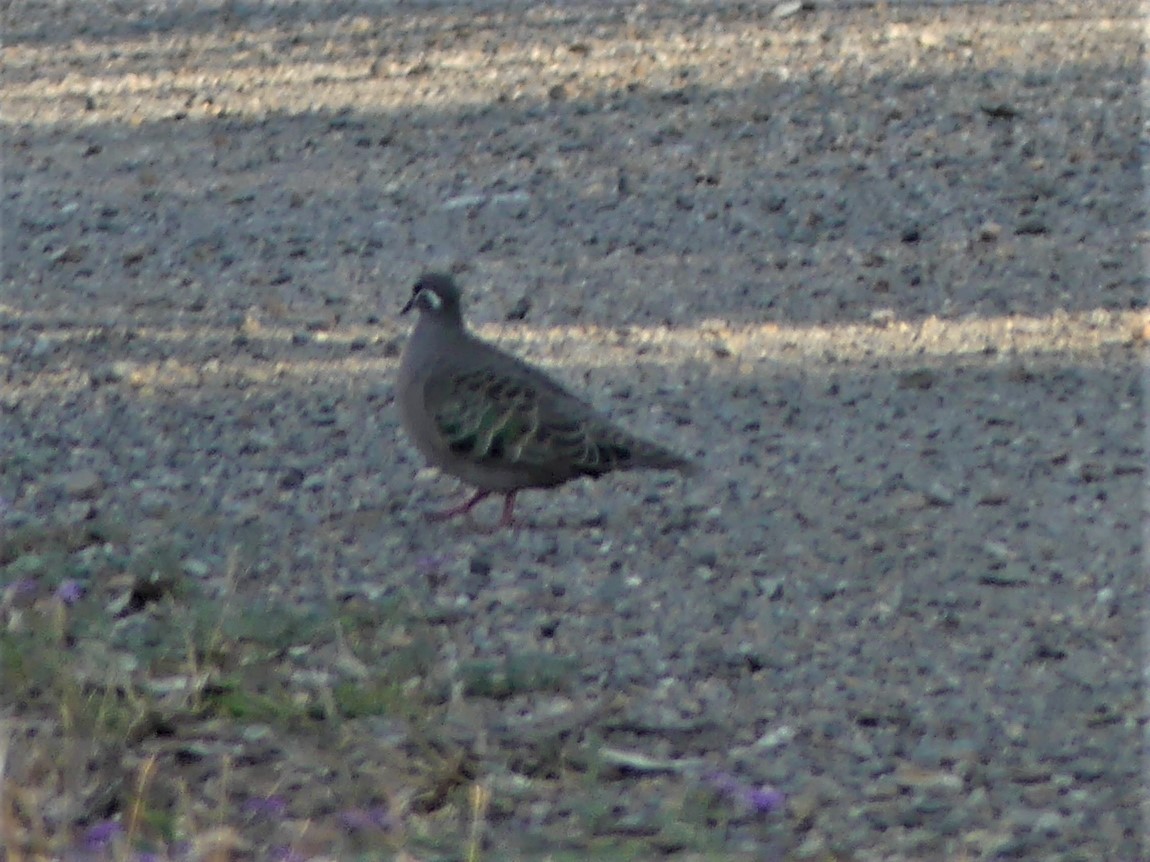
[
  {"x1": 628, "y1": 439, "x2": 697, "y2": 475},
  {"x1": 580, "y1": 425, "x2": 696, "y2": 477}
]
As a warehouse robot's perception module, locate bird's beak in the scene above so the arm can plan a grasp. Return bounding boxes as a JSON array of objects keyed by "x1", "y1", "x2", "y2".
[{"x1": 400, "y1": 296, "x2": 415, "y2": 315}]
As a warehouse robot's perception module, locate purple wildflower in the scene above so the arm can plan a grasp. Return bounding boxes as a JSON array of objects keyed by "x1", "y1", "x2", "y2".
[
  {"x1": 55, "y1": 579, "x2": 86, "y2": 605},
  {"x1": 83, "y1": 820, "x2": 124, "y2": 850},
  {"x1": 4, "y1": 578, "x2": 39, "y2": 602},
  {"x1": 243, "y1": 796, "x2": 288, "y2": 817},
  {"x1": 746, "y1": 785, "x2": 786, "y2": 814},
  {"x1": 416, "y1": 554, "x2": 451, "y2": 573},
  {"x1": 706, "y1": 771, "x2": 743, "y2": 796},
  {"x1": 340, "y1": 805, "x2": 396, "y2": 832},
  {"x1": 705, "y1": 771, "x2": 785, "y2": 816}
]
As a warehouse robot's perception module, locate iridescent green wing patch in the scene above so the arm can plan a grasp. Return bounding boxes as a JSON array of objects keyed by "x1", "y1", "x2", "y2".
[
  {"x1": 426, "y1": 369, "x2": 632, "y2": 474},
  {"x1": 427, "y1": 370, "x2": 540, "y2": 463}
]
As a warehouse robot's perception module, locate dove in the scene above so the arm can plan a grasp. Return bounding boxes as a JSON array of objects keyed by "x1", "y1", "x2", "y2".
[{"x1": 396, "y1": 273, "x2": 693, "y2": 529}]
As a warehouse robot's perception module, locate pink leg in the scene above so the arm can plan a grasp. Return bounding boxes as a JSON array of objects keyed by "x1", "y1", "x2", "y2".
[
  {"x1": 426, "y1": 490, "x2": 490, "y2": 522},
  {"x1": 496, "y1": 492, "x2": 518, "y2": 530}
]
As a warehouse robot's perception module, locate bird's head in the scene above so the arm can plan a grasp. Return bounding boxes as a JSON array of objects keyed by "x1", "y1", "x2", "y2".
[{"x1": 401, "y1": 272, "x2": 464, "y2": 325}]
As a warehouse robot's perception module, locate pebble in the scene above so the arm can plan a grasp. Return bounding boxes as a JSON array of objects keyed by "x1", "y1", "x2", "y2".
[
  {"x1": 58, "y1": 469, "x2": 103, "y2": 499},
  {"x1": 977, "y1": 220, "x2": 1003, "y2": 241},
  {"x1": 90, "y1": 360, "x2": 133, "y2": 385},
  {"x1": 793, "y1": 831, "x2": 827, "y2": 858},
  {"x1": 923, "y1": 481, "x2": 956, "y2": 506},
  {"x1": 137, "y1": 490, "x2": 171, "y2": 516},
  {"x1": 771, "y1": 1, "x2": 807, "y2": 20},
  {"x1": 30, "y1": 335, "x2": 53, "y2": 357},
  {"x1": 182, "y1": 559, "x2": 211, "y2": 578}
]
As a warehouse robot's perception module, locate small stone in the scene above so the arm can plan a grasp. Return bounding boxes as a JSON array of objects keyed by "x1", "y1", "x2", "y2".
[
  {"x1": 963, "y1": 829, "x2": 1015, "y2": 855},
  {"x1": 711, "y1": 340, "x2": 732, "y2": 358},
  {"x1": 1077, "y1": 461, "x2": 1107, "y2": 482},
  {"x1": 895, "y1": 491, "x2": 930, "y2": 511},
  {"x1": 692, "y1": 547, "x2": 718, "y2": 568},
  {"x1": 90, "y1": 360, "x2": 132, "y2": 385},
  {"x1": 869, "y1": 308, "x2": 896, "y2": 327},
  {"x1": 1015, "y1": 217, "x2": 1048, "y2": 235},
  {"x1": 137, "y1": 491, "x2": 171, "y2": 517},
  {"x1": 1011, "y1": 764, "x2": 1053, "y2": 785},
  {"x1": 1130, "y1": 318, "x2": 1150, "y2": 343},
  {"x1": 977, "y1": 221, "x2": 1002, "y2": 242},
  {"x1": 183, "y1": 559, "x2": 211, "y2": 578},
  {"x1": 980, "y1": 102, "x2": 1020, "y2": 119},
  {"x1": 898, "y1": 369, "x2": 936, "y2": 390},
  {"x1": 788, "y1": 791, "x2": 819, "y2": 828},
  {"x1": 895, "y1": 764, "x2": 963, "y2": 792},
  {"x1": 771, "y1": 0, "x2": 807, "y2": 19},
  {"x1": 1032, "y1": 810, "x2": 1064, "y2": 834},
  {"x1": 758, "y1": 576, "x2": 784, "y2": 600},
  {"x1": 793, "y1": 831, "x2": 827, "y2": 858},
  {"x1": 924, "y1": 482, "x2": 955, "y2": 506},
  {"x1": 122, "y1": 246, "x2": 148, "y2": 266},
  {"x1": 279, "y1": 468, "x2": 305, "y2": 490},
  {"x1": 917, "y1": 29, "x2": 943, "y2": 48},
  {"x1": 49, "y1": 244, "x2": 88, "y2": 265},
  {"x1": 505, "y1": 297, "x2": 532, "y2": 321},
  {"x1": 982, "y1": 540, "x2": 1014, "y2": 562},
  {"x1": 1070, "y1": 758, "x2": 1107, "y2": 781},
  {"x1": 59, "y1": 469, "x2": 103, "y2": 499},
  {"x1": 488, "y1": 191, "x2": 530, "y2": 218},
  {"x1": 979, "y1": 563, "x2": 1031, "y2": 587},
  {"x1": 977, "y1": 488, "x2": 1010, "y2": 505},
  {"x1": 441, "y1": 193, "x2": 486, "y2": 211},
  {"x1": 901, "y1": 224, "x2": 922, "y2": 243}
]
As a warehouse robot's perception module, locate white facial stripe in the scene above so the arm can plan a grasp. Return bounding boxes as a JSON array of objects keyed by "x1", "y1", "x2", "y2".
[{"x1": 421, "y1": 288, "x2": 443, "y2": 312}]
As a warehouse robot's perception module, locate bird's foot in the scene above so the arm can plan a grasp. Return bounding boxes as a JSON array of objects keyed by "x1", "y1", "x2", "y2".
[
  {"x1": 425, "y1": 490, "x2": 490, "y2": 522},
  {"x1": 424, "y1": 490, "x2": 520, "y2": 532}
]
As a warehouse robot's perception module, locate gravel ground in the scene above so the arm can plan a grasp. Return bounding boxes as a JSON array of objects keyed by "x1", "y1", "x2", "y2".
[{"x1": 3, "y1": 0, "x2": 1146, "y2": 858}]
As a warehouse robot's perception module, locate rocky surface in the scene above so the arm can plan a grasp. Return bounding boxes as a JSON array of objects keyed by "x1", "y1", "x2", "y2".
[{"x1": 3, "y1": 0, "x2": 1145, "y2": 858}]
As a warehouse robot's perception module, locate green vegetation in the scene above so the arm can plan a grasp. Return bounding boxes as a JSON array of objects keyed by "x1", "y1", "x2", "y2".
[{"x1": 1, "y1": 517, "x2": 781, "y2": 860}]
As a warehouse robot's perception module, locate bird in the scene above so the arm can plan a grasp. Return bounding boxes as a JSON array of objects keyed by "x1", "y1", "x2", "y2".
[{"x1": 396, "y1": 272, "x2": 694, "y2": 529}]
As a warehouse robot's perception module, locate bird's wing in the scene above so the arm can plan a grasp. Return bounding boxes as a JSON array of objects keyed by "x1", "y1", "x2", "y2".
[{"x1": 423, "y1": 364, "x2": 636, "y2": 476}]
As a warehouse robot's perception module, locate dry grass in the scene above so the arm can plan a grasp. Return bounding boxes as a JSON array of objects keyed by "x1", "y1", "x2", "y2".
[{"x1": 0, "y1": 516, "x2": 781, "y2": 860}]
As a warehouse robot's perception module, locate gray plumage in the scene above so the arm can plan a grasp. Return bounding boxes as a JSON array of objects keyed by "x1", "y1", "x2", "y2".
[{"x1": 396, "y1": 272, "x2": 693, "y2": 528}]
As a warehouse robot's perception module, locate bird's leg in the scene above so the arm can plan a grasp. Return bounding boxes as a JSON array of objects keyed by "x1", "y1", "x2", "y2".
[
  {"x1": 496, "y1": 491, "x2": 518, "y2": 530},
  {"x1": 426, "y1": 490, "x2": 490, "y2": 522}
]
